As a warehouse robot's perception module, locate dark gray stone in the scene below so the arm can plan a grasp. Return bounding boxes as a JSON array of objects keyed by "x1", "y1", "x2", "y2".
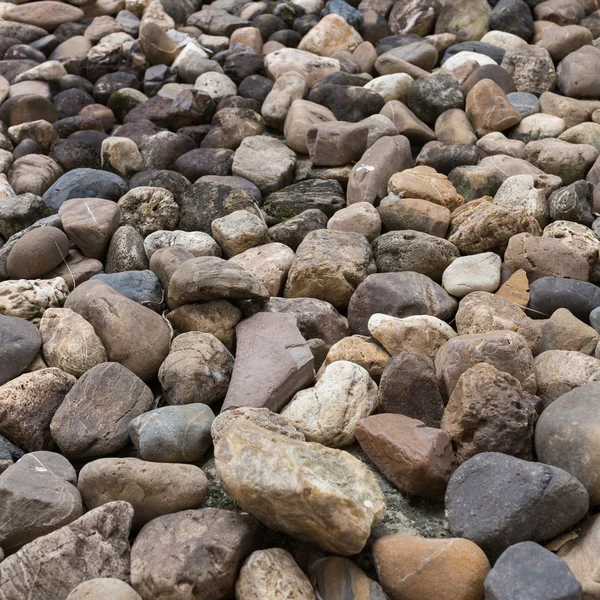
[
  {"x1": 548, "y1": 180, "x2": 595, "y2": 226},
  {"x1": 489, "y1": 0, "x2": 534, "y2": 42},
  {"x1": 507, "y1": 92, "x2": 540, "y2": 117},
  {"x1": 267, "y1": 209, "x2": 329, "y2": 251},
  {"x1": 90, "y1": 270, "x2": 163, "y2": 312},
  {"x1": 407, "y1": 71, "x2": 464, "y2": 126},
  {"x1": 321, "y1": 0, "x2": 364, "y2": 29},
  {"x1": 443, "y1": 41, "x2": 505, "y2": 65},
  {"x1": 484, "y1": 542, "x2": 582, "y2": 600},
  {"x1": 446, "y1": 452, "x2": 589, "y2": 561},
  {"x1": 530, "y1": 277, "x2": 600, "y2": 322},
  {"x1": 0, "y1": 194, "x2": 51, "y2": 240},
  {"x1": 0, "y1": 315, "x2": 41, "y2": 386}
]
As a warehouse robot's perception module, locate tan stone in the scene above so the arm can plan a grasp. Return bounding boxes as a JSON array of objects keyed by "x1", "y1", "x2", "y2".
[
  {"x1": 264, "y1": 48, "x2": 340, "y2": 87},
  {"x1": 373, "y1": 535, "x2": 490, "y2": 600},
  {"x1": 539, "y1": 308, "x2": 600, "y2": 356},
  {"x1": 283, "y1": 99, "x2": 336, "y2": 155},
  {"x1": 466, "y1": 78, "x2": 521, "y2": 136},
  {"x1": 298, "y1": 14, "x2": 362, "y2": 57},
  {"x1": 496, "y1": 268, "x2": 530, "y2": 306}
]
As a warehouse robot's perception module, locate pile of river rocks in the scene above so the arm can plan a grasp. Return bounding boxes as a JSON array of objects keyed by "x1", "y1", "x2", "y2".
[{"x1": 4, "y1": 0, "x2": 600, "y2": 598}]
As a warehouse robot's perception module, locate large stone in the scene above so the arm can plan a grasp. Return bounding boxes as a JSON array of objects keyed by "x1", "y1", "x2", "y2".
[
  {"x1": 536, "y1": 382, "x2": 600, "y2": 506},
  {"x1": 466, "y1": 78, "x2": 521, "y2": 136},
  {"x1": 236, "y1": 549, "x2": 316, "y2": 600},
  {"x1": 298, "y1": 14, "x2": 363, "y2": 57},
  {"x1": 530, "y1": 277, "x2": 600, "y2": 322},
  {"x1": 39, "y1": 308, "x2": 107, "y2": 378},
  {"x1": 0, "y1": 314, "x2": 41, "y2": 386},
  {"x1": 129, "y1": 404, "x2": 215, "y2": 463},
  {"x1": 285, "y1": 230, "x2": 375, "y2": 311},
  {"x1": 348, "y1": 272, "x2": 457, "y2": 336},
  {"x1": 500, "y1": 45, "x2": 556, "y2": 95},
  {"x1": 118, "y1": 186, "x2": 179, "y2": 238},
  {"x1": 130, "y1": 508, "x2": 259, "y2": 600},
  {"x1": 158, "y1": 332, "x2": 233, "y2": 406},
  {"x1": 64, "y1": 280, "x2": 170, "y2": 381},
  {"x1": 373, "y1": 535, "x2": 490, "y2": 600},
  {"x1": 167, "y1": 256, "x2": 269, "y2": 308},
  {"x1": 78, "y1": 458, "x2": 208, "y2": 529},
  {"x1": 0, "y1": 502, "x2": 133, "y2": 600},
  {"x1": 281, "y1": 361, "x2": 377, "y2": 447},
  {"x1": 435, "y1": 330, "x2": 536, "y2": 397},
  {"x1": 356, "y1": 414, "x2": 456, "y2": 500},
  {"x1": 4, "y1": 2, "x2": 84, "y2": 30},
  {"x1": 442, "y1": 253, "x2": 502, "y2": 297},
  {"x1": 557, "y1": 46, "x2": 600, "y2": 99},
  {"x1": 441, "y1": 362, "x2": 538, "y2": 463},
  {"x1": 7, "y1": 226, "x2": 69, "y2": 279},
  {"x1": 445, "y1": 452, "x2": 589, "y2": 560},
  {"x1": 214, "y1": 420, "x2": 386, "y2": 555},
  {"x1": 434, "y1": 0, "x2": 490, "y2": 42},
  {"x1": 222, "y1": 312, "x2": 314, "y2": 413},
  {"x1": 0, "y1": 453, "x2": 82, "y2": 554},
  {"x1": 0, "y1": 368, "x2": 75, "y2": 452},
  {"x1": 539, "y1": 308, "x2": 600, "y2": 355},
  {"x1": 485, "y1": 542, "x2": 582, "y2": 600},
  {"x1": 50, "y1": 362, "x2": 154, "y2": 459}
]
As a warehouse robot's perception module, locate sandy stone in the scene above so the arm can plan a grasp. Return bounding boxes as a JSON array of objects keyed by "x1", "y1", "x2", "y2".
[{"x1": 298, "y1": 14, "x2": 363, "y2": 57}]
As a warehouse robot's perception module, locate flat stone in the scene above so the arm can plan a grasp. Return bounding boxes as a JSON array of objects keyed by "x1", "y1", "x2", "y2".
[
  {"x1": 222, "y1": 312, "x2": 314, "y2": 413},
  {"x1": 4, "y1": 2, "x2": 84, "y2": 31},
  {"x1": 214, "y1": 420, "x2": 385, "y2": 555}
]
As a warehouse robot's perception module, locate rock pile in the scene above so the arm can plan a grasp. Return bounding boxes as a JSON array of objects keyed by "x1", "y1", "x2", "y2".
[{"x1": 2, "y1": 0, "x2": 600, "y2": 597}]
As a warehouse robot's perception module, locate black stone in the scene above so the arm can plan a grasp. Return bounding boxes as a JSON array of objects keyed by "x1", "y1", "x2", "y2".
[
  {"x1": 529, "y1": 277, "x2": 600, "y2": 322},
  {"x1": 174, "y1": 148, "x2": 234, "y2": 181},
  {"x1": 143, "y1": 64, "x2": 177, "y2": 97},
  {"x1": 238, "y1": 75, "x2": 274, "y2": 104},
  {"x1": 407, "y1": 70, "x2": 464, "y2": 125},
  {"x1": 446, "y1": 452, "x2": 589, "y2": 561},
  {"x1": 416, "y1": 142, "x2": 481, "y2": 175},
  {"x1": 90, "y1": 270, "x2": 164, "y2": 312},
  {"x1": 68, "y1": 129, "x2": 109, "y2": 152},
  {"x1": 321, "y1": 0, "x2": 364, "y2": 29},
  {"x1": 53, "y1": 88, "x2": 94, "y2": 119},
  {"x1": 4, "y1": 44, "x2": 45, "y2": 62},
  {"x1": 49, "y1": 138, "x2": 100, "y2": 171},
  {"x1": 252, "y1": 14, "x2": 287, "y2": 40},
  {"x1": 268, "y1": 29, "x2": 302, "y2": 47},
  {"x1": 548, "y1": 180, "x2": 595, "y2": 226},
  {"x1": 0, "y1": 314, "x2": 41, "y2": 386},
  {"x1": 59, "y1": 74, "x2": 94, "y2": 94},
  {"x1": 489, "y1": 0, "x2": 534, "y2": 42},
  {"x1": 53, "y1": 115, "x2": 104, "y2": 138},
  {"x1": 13, "y1": 139, "x2": 43, "y2": 160},
  {"x1": 308, "y1": 83, "x2": 385, "y2": 122},
  {"x1": 443, "y1": 41, "x2": 506, "y2": 65},
  {"x1": 129, "y1": 170, "x2": 190, "y2": 200}
]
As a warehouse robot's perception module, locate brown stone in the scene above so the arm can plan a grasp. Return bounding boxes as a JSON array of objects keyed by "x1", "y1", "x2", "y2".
[
  {"x1": 0, "y1": 95, "x2": 58, "y2": 127},
  {"x1": 388, "y1": 165, "x2": 464, "y2": 211},
  {"x1": 306, "y1": 121, "x2": 368, "y2": 167},
  {"x1": 46, "y1": 250, "x2": 103, "y2": 291},
  {"x1": 59, "y1": 198, "x2": 121, "y2": 260},
  {"x1": 310, "y1": 557, "x2": 387, "y2": 600},
  {"x1": 465, "y1": 78, "x2": 521, "y2": 136},
  {"x1": 496, "y1": 268, "x2": 530, "y2": 306},
  {"x1": 355, "y1": 413, "x2": 456, "y2": 500},
  {"x1": 64, "y1": 280, "x2": 171, "y2": 381},
  {"x1": 378, "y1": 197, "x2": 451, "y2": 237},
  {"x1": 435, "y1": 330, "x2": 536, "y2": 397},
  {"x1": 284, "y1": 99, "x2": 337, "y2": 155},
  {"x1": 139, "y1": 22, "x2": 179, "y2": 66},
  {"x1": 505, "y1": 232, "x2": 590, "y2": 281},
  {"x1": 4, "y1": 1, "x2": 84, "y2": 31},
  {"x1": 441, "y1": 363, "x2": 539, "y2": 462},
  {"x1": 373, "y1": 535, "x2": 490, "y2": 600},
  {"x1": 539, "y1": 308, "x2": 600, "y2": 355},
  {"x1": 380, "y1": 101, "x2": 436, "y2": 145},
  {"x1": 7, "y1": 226, "x2": 69, "y2": 279},
  {"x1": 130, "y1": 508, "x2": 259, "y2": 600}
]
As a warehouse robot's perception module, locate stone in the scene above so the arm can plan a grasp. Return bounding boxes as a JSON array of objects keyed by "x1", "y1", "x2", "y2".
[
  {"x1": 368, "y1": 313, "x2": 456, "y2": 359},
  {"x1": 0, "y1": 277, "x2": 68, "y2": 324},
  {"x1": 327, "y1": 202, "x2": 382, "y2": 242},
  {"x1": 129, "y1": 404, "x2": 215, "y2": 463},
  {"x1": 364, "y1": 73, "x2": 413, "y2": 103},
  {"x1": 39, "y1": 308, "x2": 107, "y2": 378},
  {"x1": 415, "y1": 142, "x2": 480, "y2": 175},
  {"x1": 530, "y1": 277, "x2": 600, "y2": 321},
  {"x1": 66, "y1": 580, "x2": 141, "y2": 600},
  {"x1": 535, "y1": 350, "x2": 600, "y2": 406},
  {"x1": 159, "y1": 332, "x2": 233, "y2": 406},
  {"x1": 348, "y1": 272, "x2": 458, "y2": 336},
  {"x1": 485, "y1": 542, "x2": 583, "y2": 600},
  {"x1": 306, "y1": 121, "x2": 368, "y2": 167},
  {"x1": 58, "y1": 198, "x2": 121, "y2": 260},
  {"x1": 195, "y1": 72, "x2": 237, "y2": 103},
  {"x1": 507, "y1": 92, "x2": 539, "y2": 118},
  {"x1": 435, "y1": 330, "x2": 536, "y2": 397},
  {"x1": 232, "y1": 136, "x2": 296, "y2": 195},
  {"x1": 105, "y1": 225, "x2": 148, "y2": 273},
  {"x1": 549, "y1": 180, "x2": 595, "y2": 226},
  {"x1": 214, "y1": 420, "x2": 385, "y2": 555},
  {"x1": 236, "y1": 549, "x2": 315, "y2": 600},
  {"x1": 500, "y1": 45, "x2": 556, "y2": 94},
  {"x1": 510, "y1": 113, "x2": 565, "y2": 144},
  {"x1": 446, "y1": 452, "x2": 589, "y2": 560},
  {"x1": 540, "y1": 308, "x2": 600, "y2": 355},
  {"x1": 8, "y1": 155, "x2": 62, "y2": 197},
  {"x1": 435, "y1": 108, "x2": 478, "y2": 145},
  {"x1": 557, "y1": 46, "x2": 600, "y2": 99},
  {"x1": 64, "y1": 280, "x2": 171, "y2": 381},
  {"x1": 144, "y1": 230, "x2": 221, "y2": 260},
  {"x1": 442, "y1": 362, "x2": 538, "y2": 462},
  {"x1": 130, "y1": 508, "x2": 259, "y2": 600},
  {"x1": 373, "y1": 535, "x2": 490, "y2": 600},
  {"x1": 223, "y1": 312, "x2": 314, "y2": 412},
  {"x1": 167, "y1": 256, "x2": 269, "y2": 308},
  {"x1": 78, "y1": 458, "x2": 208, "y2": 529},
  {"x1": 0, "y1": 502, "x2": 133, "y2": 600},
  {"x1": 442, "y1": 253, "x2": 502, "y2": 297},
  {"x1": 0, "y1": 368, "x2": 75, "y2": 452},
  {"x1": 117, "y1": 186, "x2": 179, "y2": 238},
  {"x1": 285, "y1": 230, "x2": 375, "y2": 311},
  {"x1": 265, "y1": 50, "x2": 339, "y2": 88},
  {"x1": 42, "y1": 168, "x2": 127, "y2": 213},
  {"x1": 378, "y1": 196, "x2": 451, "y2": 237},
  {"x1": 50, "y1": 362, "x2": 154, "y2": 458},
  {"x1": 490, "y1": 0, "x2": 534, "y2": 41},
  {"x1": 211, "y1": 210, "x2": 269, "y2": 258},
  {"x1": 447, "y1": 201, "x2": 541, "y2": 254},
  {"x1": 0, "y1": 453, "x2": 82, "y2": 554},
  {"x1": 372, "y1": 230, "x2": 459, "y2": 282},
  {"x1": 0, "y1": 314, "x2": 41, "y2": 386},
  {"x1": 89, "y1": 271, "x2": 163, "y2": 312},
  {"x1": 380, "y1": 101, "x2": 436, "y2": 145},
  {"x1": 434, "y1": 0, "x2": 491, "y2": 42},
  {"x1": 539, "y1": 92, "x2": 600, "y2": 129},
  {"x1": 505, "y1": 233, "x2": 589, "y2": 282},
  {"x1": 388, "y1": 166, "x2": 464, "y2": 212},
  {"x1": 356, "y1": 414, "x2": 456, "y2": 500},
  {"x1": 455, "y1": 291, "x2": 541, "y2": 352},
  {"x1": 8, "y1": 120, "x2": 58, "y2": 153},
  {"x1": 4, "y1": 2, "x2": 84, "y2": 31},
  {"x1": 281, "y1": 361, "x2": 377, "y2": 447},
  {"x1": 407, "y1": 70, "x2": 464, "y2": 127},
  {"x1": 7, "y1": 226, "x2": 69, "y2": 279},
  {"x1": 298, "y1": 14, "x2": 363, "y2": 57},
  {"x1": 211, "y1": 407, "x2": 305, "y2": 446},
  {"x1": 166, "y1": 301, "x2": 241, "y2": 351},
  {"x1": 0, "y1": 193, "x2": 50, "y2": 241},
  {"x1": 465, "y1": 78, "x2": 521, "y2": 136}
]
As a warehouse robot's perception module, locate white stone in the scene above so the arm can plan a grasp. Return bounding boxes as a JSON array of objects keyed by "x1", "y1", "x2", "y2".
[
  {"x1": 14, "y1": 61, "x2": 67, "y2": 83},
  {"x1": 327, "y1": 202, "x2": 381, "y2": 242},
  {"x1": 101, "y1": 137, "x2": 143, "y2": 177},
  {"x1": 364, "y1": 73, "x2": 414, "y2": 103},
  {"x1": 157, "y1": 83, "x2": 194, "y2": 100},
  {"x1": 481, "y1": 30, "x2": 529, "y2": 51},
  {"x1": 143, "y1": 230, "x2": 222, "y2": 259},
  {"x1": 477, "y1": 131, "x2": 525, "y2": 158},
  {"x1": 171, "y1": 43, "x2": 214, "y2": 84},
  {"x1": 264, "y1": 48, "x2": 340, "y2": 87},
  {"x1": 510, "y1": 113, "x2": 566, "y2": 142},
  {"x1": 199, "y1": 34, "x2": 229, "y2": 53},
  {"x1": 493, "y1": 174, "x2": 553, "y2": 227},
  {"x1": 194, "y1": 71, "x2": 237, "y2": 102},
  {"x1": 290, "y1": 0, "x2": 323, "y2": 14},
  {"x1": 368, "y1": 313, "x2": 456, "y2": 358},
  {"x1": 211, "y1": 210, "x2": 269, "y2": 258},
  {"x1": 442, "y1": 51, "x2": 497, "y2": 71},
  {"x1": 442, "y1": 253, "x2": 502, "y2": 298},
  {"x1": 281, "y1": 360, "x2": 377, "y2": 447},
  {"x1": 261, "y1": 71, "x2": 307, "y2": 130}
]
